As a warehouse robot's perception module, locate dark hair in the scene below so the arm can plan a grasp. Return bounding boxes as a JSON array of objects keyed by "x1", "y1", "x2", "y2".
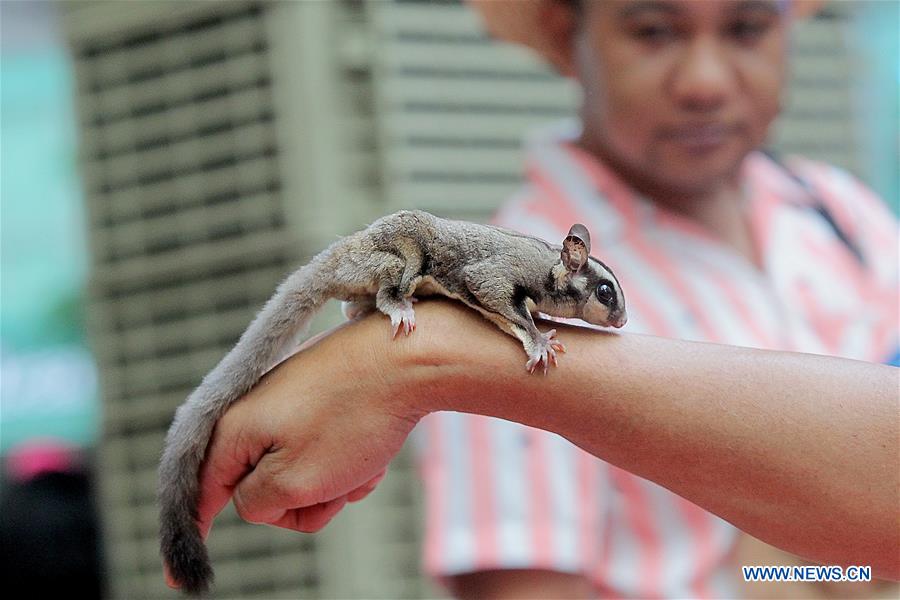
[{"x1": 562, "y1": 0, "x2": 585, "y2": 15}]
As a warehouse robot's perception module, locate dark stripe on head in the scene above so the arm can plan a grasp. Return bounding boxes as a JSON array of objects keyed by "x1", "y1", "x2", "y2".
[
  {"x1": 589, "y1": 256, "x2": 621, "y2": 289},
  {"x1": 543, "y1": 270, "x2": 582, "y2": 304}
]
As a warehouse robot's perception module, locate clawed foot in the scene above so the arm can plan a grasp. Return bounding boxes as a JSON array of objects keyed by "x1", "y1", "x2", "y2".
[
  {"x1": 390, "y1": 298, "x2": 417, "y2": 338},
  {"x1": 525, "y1": 329, "x2": 567, "y2": 375}
]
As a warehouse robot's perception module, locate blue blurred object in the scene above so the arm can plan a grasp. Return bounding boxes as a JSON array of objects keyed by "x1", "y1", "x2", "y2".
[
  {"x1": 887, "y1": 348, "x2": 900, "y2": 368},
  {"x1": 849, "y1": 0, "x2": 900, "y2": 214},
  {"x1": 0, "y1": 347, "x2": 98, "y2": 452},
  {"x1": 0, "y1": 1, "x2": 98, "y2": 451}
]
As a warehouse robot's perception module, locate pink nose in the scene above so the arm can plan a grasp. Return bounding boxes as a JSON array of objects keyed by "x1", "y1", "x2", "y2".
[{"x1": 613, "y1": 313, "x2": 628, "y2": 328}]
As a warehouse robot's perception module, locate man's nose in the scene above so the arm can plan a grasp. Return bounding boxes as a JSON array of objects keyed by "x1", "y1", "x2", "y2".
[{"x1": 669, "y1": 37, "x2": 736, "y2": 112}]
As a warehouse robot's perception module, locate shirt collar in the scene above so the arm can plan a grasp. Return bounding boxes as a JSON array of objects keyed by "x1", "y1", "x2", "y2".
[
  {"x1": 523, "y1": 120, "x2": 634, "y2": 245},
  {"x1": 522, "y1": 121, "x2": 808, "y2": 254}
]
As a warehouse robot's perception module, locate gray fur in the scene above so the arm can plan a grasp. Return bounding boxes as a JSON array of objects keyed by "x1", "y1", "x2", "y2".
[{"x1": 158, "y1": 210, "x2": 625, "y2": 594}]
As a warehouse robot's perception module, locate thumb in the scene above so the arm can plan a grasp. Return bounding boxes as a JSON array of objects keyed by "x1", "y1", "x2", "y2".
[{"x1": 195, "y1": 401, "x2": 277, "y2": 539}]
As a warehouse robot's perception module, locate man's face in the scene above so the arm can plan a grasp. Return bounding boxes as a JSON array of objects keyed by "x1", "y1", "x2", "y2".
[{"x1": 573, "y1": 0, "x2": 789, "y2": 196}]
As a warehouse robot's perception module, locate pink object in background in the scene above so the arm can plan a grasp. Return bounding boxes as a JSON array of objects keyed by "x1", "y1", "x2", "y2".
[{"x1": 5, "y1": 439, "x2": 80, "y2": 482}]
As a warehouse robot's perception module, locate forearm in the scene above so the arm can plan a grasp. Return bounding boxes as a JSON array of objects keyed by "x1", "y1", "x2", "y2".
[{"x1": 401, "y1": 301, "x2": 900, "y2": 578}]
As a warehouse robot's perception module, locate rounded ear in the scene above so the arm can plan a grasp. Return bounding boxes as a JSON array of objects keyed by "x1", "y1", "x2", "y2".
[
  {"x1": 560, "y1": 224, "x2": 591, "y2": 273},
  {"x1": 565, "y1": 224, "x2": 591, "y2": 254}
]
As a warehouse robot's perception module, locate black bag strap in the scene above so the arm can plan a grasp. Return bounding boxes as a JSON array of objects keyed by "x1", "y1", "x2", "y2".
[{"x1": 761, "y1": 150, "x2": 866, "y2": 267}]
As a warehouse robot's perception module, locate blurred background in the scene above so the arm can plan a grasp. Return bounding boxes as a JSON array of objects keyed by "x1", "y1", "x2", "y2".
[{"x1": 1, "y1": 0, "x2": 896, "y2": 598}]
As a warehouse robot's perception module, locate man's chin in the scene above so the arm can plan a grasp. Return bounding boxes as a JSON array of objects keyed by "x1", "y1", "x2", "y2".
[{"x1": 650, "y1": 149, "x2": 748, "y2": 197}]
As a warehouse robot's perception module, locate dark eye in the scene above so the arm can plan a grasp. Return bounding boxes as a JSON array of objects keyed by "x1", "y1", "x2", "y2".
[
  {"x1": 727, "y1": 18, "x2": 773, "y2": 43},
  {"x1": 631, "y1": 23, "x2": 677, "y2": 45},
  {"x1": 595, "y1": 282, "x2": 615, "y2": 306}
]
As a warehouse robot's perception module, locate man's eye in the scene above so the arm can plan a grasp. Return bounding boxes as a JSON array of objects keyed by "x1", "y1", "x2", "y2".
[
  {"x1": 632, "y1": 24, "x2": 677, "y2": 43},
  {"x1": 728, "y1": 20, "x2": 771, "y2": 42}
]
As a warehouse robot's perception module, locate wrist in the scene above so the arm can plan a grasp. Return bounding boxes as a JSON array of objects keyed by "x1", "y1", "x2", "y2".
[
  {"x1": 391, "y1": 302, "x2": 629, "y2": 451},
  {"x1": 389, "y1": 299, "x2": 533, "y2": 419}
]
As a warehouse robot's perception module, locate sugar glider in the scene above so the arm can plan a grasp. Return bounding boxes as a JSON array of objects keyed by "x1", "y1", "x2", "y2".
[{"x1": 159, "y1": 209, "x2": 626, "y2": 594}]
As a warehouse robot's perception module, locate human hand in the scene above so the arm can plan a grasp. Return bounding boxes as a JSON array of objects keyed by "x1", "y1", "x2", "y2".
[
  {"x1": 164, "y1": 299, "x2": 552, "y2": 589},
  {"x1": 164, "y1": 314, "x2": 429, "y2": 588}
]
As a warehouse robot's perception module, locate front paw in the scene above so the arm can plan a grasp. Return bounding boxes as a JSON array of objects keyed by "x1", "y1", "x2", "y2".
[{"x1": 524, "y1": 329, "x2": 566, "y2": 375}]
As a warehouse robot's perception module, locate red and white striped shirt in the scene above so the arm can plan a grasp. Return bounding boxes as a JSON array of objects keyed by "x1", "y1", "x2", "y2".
[{"x1": 415, "y1": 124, "x2": 898, "y2": 598}]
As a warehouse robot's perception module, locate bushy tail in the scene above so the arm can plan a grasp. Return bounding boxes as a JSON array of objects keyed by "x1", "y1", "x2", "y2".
[{"x1": 158, "y1": 251, "x2": 335, "y2": 595}]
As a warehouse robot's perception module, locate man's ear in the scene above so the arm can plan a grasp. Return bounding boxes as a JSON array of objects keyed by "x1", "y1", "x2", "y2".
[
  {"x1": 466, "y1": 0, "x2": 578, "y2": 77},
  {"x1": 792, "y1": 0, "x2": 825, "y2": 19},
  {"x1": 539, "y1": 0, "x2": 578, "y2": 78}
]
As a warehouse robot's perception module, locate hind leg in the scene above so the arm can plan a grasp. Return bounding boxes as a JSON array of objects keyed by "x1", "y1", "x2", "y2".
[
  {"x1": 371, "y1": 252, "x2": 422, "y2": 338},
  {"x1": 377, "y1": 289, "x2": 417, "y2": 338}
]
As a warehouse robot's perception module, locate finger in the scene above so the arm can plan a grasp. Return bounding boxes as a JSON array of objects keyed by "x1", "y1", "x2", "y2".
[
  {"x1": 232, "y1": 450, "x2": 318, "y2": 525},
  {"x1": 164, "y1": 563, "x2": 178, "y2": 589},
  {"x1": 269, "y1": 495, "x2": 350, "y2": 533},
  {"x1": 349, "y1": 469, "x2": 387, "y2": 502},
  {"x1": 348, "y1": 468, "x2": 387, "y2": 503},
  {"x1": 196, "y1": 460, "x2": 237, "y2": 540},
  {"x1": 195, "y1": 408, "x2": 275, "y2": 539}
]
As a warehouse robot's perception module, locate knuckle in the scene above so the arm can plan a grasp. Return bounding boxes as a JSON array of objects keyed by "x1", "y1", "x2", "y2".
[{"x1": 269, "y1": 470, "x2": 307, "y2": 505}]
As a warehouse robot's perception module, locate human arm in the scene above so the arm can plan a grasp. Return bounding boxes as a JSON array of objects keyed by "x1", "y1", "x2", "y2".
[
  {"x1": 449, "y1": 569, "x2": 595, "y2": 600},
  {"x1": 191, "y1": 300, "x2": 900, "y2": 582}
]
